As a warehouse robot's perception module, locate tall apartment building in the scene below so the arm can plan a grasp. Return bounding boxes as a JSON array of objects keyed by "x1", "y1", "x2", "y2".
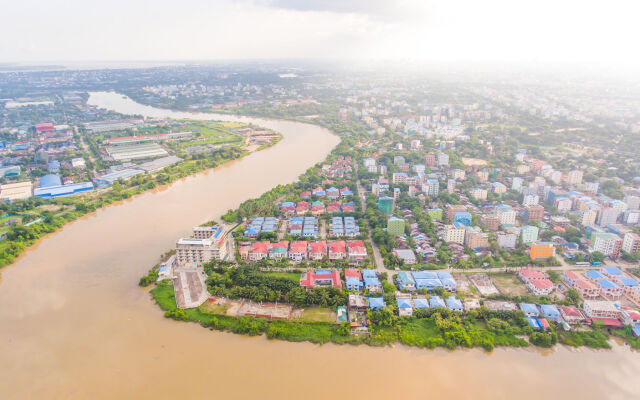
[
  {"x1": 581, "y1": 209, "x2": 598, "y2": 227},
  {"x1": 598, "y1": 207, "x2": 620, "y2": 226},
  {"x1": 530, "y1": 242, "x2": 555, "y2": 260},
  {"x1": 526, "y1": 205, "x2": 545, "y2": 222},
  {"x1": 446, "y1": 204, "x2": 467, "y2": 223},
  {"x1": 566, "y1": 170, "x2": 583, "y2": 185},
  {"x1": 522, "y1": 194, "x2": 539, "y2": 206},
  {"x1": 622, "y1": 232, "x2": 640, "y2": 254},
  {"x1": 176, "y1": 226, "x2": 228, "y2": 265},
  {"x1": 589, "y1": 232, "x2": 622, "y2": 258},
  {"x1": 495, "y1": 205, "x2": 516, "y2": 225},
  {"x1": 444, "y1": 225, "x2": 466, "y2": 244},
  {"x1": 521, "y1": 225, "x2": 539, "y2": 245},
  {"x1": 465, "y1": 226, "x2": 489, "y2": 249}
]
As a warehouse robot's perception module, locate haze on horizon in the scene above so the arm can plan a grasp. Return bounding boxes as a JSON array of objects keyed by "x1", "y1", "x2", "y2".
[{"x1": 1, "y1": 0, "x2": 639, "y2": 72}]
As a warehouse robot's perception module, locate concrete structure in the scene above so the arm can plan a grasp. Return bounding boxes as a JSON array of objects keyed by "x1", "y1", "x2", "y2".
[
  {"x1": 530, "y1": 242, "x2": 554, "y2": 260},
  {"x1": 598, "y1": 207, "x2": 620, "y2": 227},
  {"x1": 176, "y1": 227, "x2": 228, "y2": 265},
  {"x1": 377, "y1": 196, "x2": 393, "y2": 215},
  {"x1": 567, "y1": 170, "x2": 583, "y2": 185},
  {"x1": 581, "y1": 209, "x2": 598, "y2": 227},
  {"x1": 622, "y1": 232, "x2": 640, "y2": 255},
  {"x1": 590, "y1": 232, "x2": 622, "y2": 258},
  {"x1": 497, "y1": 233, "x2": 517, "y2": 249},
  {"x1": 526, "y1": 205, "x2": 545, "y2": 222},
  {"x1": 0, "y1": 181, "x2": 32, "y2": 201},
  {"x1": 521, "y1": 225, "x2": 539, "y2": 245},
  {"x1": 34, "y1": 181, "x2": 94, "y2": 199},
  {"x1": 444, "y1": 224, "x2": 466, "y2": 244},
  {"x1": 495, "y1": 205, "x2": 516, "y2": 225},
  {"x1": 465, "y1": 226, "x2": 489, "y2": 249},
  {"x1": 387, "y1": 217, "x2": 405, "y2": 237}
]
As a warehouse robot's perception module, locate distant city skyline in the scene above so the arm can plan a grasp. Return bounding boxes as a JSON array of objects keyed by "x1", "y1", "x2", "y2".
[{"x1": 1, "y1": 0, "x2": 639, "y2": 70}]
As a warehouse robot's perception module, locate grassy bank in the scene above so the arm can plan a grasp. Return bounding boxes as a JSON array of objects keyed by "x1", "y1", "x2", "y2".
[
  {"x1": 150, "y1": 281, "x2": 623, "y2": 352},
  {"x1": 0, "y1": 135, "x2": 280, "y2": 271}
]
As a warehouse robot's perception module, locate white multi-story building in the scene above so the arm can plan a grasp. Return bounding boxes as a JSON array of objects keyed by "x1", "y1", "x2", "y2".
[
  {"x1": 598, "y1": 207, "x2": 620, "y2": 226},
  {"x1": 452, "y1": 169, "x2": 466, "y2": 180},
  {"x1": 622, "y1": 232, "x2": 640, "y2": 254},
  {"x1": 589, "y1": 233, "x2": 622, "y2": 257},
  {"x1": 422, "y1": 179, "x2": 440, "y2": 196},
  {"x1": 0, "y1": 181, "x2": 33, "y2": 201},
  {"x1": 521, "y1": 225, "x2": 539, "y2": 244},
  {"x1": 176, "y1": 226, "x2": 229, "y2": 265},
  {"x1": 447, "y1": 179, "x2": 456, "y2": 194},
  {"x1": 522, "y1": 194, "x2": 539, "y2": 206},
  {"x1": 437, "y1": 152, "x2": 449, "y2": 166},
  {"x1": 444, "y1": 225, "x2": 466, "y2": 244},
  {"x1": 497, "y1": 233, "x2": 517, "y2": 249},
  {"x1": 512, "y1": 177, "x2": 523, "y2": 191},
  {"x1": 581, "y1": 209, "x2": 598, "y2": 227},
  {"x1": 556, "y1": 198, "x2": 572, "y2": 213},
  {"x1": 470, "y1": 188, "x2": 488, "y2": 201},
  {"x1": 567, "y1": 170, "x2": 583, "y2": 185},
  {"x1": 624, "y1": 195, "x2": 640, "y2": 210},
  {"x1": 495, "y1": 205, "x2": 516, "y2": 225}
]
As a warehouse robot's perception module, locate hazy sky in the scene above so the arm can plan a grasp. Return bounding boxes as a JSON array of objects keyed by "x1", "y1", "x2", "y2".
[{"x1": 1, "y1": 0, "x2": 639, "y2": 67}]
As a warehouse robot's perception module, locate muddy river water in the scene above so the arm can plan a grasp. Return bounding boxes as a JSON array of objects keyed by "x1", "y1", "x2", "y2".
[{"x1": 0, "y1": 92, "x2": 639, "y2": 399}]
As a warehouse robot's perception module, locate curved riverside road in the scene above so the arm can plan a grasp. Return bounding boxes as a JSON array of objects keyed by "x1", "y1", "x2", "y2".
[{"x1": 1, "y1": 92, "x2": 639, "y2": 399}]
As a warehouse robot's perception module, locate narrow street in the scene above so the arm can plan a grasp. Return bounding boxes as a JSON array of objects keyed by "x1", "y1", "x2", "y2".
[{"x1": 355, "y1": 165, "x2": 390, "y2": 282}]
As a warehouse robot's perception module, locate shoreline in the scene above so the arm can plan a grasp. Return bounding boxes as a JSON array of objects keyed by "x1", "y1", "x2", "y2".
[
  {"x1": 0, "y1": 114, "x2": 283, "y2": 274},
  {"x1": 122, "y1": 96, "x2": 640, "y2": 355}
]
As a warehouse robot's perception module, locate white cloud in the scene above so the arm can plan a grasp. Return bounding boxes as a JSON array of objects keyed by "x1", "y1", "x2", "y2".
[{"x1": 0, "y1": 0, "x2": 637, "y2": 69}]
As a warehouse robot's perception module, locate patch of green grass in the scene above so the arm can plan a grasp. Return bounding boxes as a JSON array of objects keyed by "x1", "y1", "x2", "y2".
[
  {"x1": 199, "y1": 302, "x2": 228, "y2": 315},
  {"x1": 296, "y1": 307, "x2": 336, "y2": 323},
  {"x1": 262, "y1": 272, "x2": 301, "y2": 282}
]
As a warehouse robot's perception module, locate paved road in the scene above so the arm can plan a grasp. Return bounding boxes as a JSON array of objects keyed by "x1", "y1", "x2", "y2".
[{"x1": 355, "y1": 169, "x2": 390, "y2": 282}]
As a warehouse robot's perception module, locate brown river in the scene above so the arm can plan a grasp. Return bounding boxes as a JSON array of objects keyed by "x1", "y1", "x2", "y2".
[{"x1": 0, "y1": 91, "x2": 639, "y2": 399}]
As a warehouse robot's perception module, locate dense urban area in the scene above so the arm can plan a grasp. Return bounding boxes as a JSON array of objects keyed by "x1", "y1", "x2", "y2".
[{"x1": 2, "y1": 64, "x2": 640, "y2": 351}]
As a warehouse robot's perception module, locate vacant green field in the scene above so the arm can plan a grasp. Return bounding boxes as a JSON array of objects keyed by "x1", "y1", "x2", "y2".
[
  {"x1": 262, "y1": 271, "x2": 301, "y2": 282},
  {"x1": 296, "y1": 307, "x2": 336, "y2": 323},
  {"x1": 180, "y1": 122, "x2": 243, "y2": 147},
  {"x1": 199, "y1": 301, "x2": 228, "y2": 315}
]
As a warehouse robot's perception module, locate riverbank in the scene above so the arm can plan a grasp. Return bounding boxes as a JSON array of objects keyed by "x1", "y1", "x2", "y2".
[
  {"x1": 4, "y1": 92, "x2": 640, "y2": 400},
  {"x1": 0, "y1": 117, "x2": 281, "y2": 272}
]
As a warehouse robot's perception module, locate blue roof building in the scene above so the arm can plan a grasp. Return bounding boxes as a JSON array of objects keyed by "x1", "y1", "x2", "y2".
[
  {"x1": 39, "y1": 174, "x2": 62, "y2": 188},
  {"x1": 346, "y1": 276, "x2": 363, "y2": 291},
  {"x1": 429, "y1": 296, "x2": 446, "y2": 308},
  {"x1": 453, "y1": 212, "x2": 472, "y2": 227},
  {"x1": 415, "y1": 278, "x2": 442, "y2": 291},
  {"x1": 397, "y1": 298, "x2": 412, "y2": 309},
  {"x1": 540, "y1": 304, "x2": 561, "y2": 320},
  {"x1": 597, "y1": 279, "x2": 619, "y2": 290},
  {"x1": 619, "y1": 277, "x2": 639, "y2": 288},
  {"x1": 397, "y1": 271, "x2": 416, "y2": 290},
  {"x1": 34, "y1": 181, "x2": 94, "y2": 199},
  {"x1": 368, "y1": 297, "x2": 385, "y2": 310},
  {"x1": 413, "y1": 271, "x2": 438, "y2": 280},
  {"x1": 440, "y1": 278, "x2": 457, "y2": 291},
  {"x1": 436, "y1": 270, "x2": 453, "y2": 280},
  {"x1": 586, "y1": 270, "x2": 606, "y2": 280},
  {"x1": 527, "y1": 317, "x2": 542, "y2": 329},
  {"x1": 364, "y1": 276, "x2": 381, "y2": 289},
  {"x1": 362, "y1": 269, "x2": 377, "y2": 279},
  {"x1": 601, "y1": 266, "x2": 623, "y2": 277},
  {"x1": 413, "y1": 298, "x2": 430, "y2": 309},
  {"x1": 445, "y1": 297, "x2": 463, "y2": 310},
  {"x1": 520, "y1": 303, "x2": 539, "y2": 316},
  {"x1": 94, "y1": 168, "x2": 144, "y2": 187}
]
